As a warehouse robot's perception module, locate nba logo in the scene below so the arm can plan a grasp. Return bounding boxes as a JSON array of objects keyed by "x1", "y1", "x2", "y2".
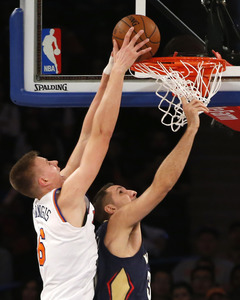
[{"x1": 42, "y1": 28, "x2": 62, "y2": 74}]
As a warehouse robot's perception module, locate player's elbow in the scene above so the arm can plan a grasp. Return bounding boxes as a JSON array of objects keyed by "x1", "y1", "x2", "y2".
[
  {"x1": 95, "y1": 131, "x2": 112, "y2": 152},
  {"x1": 152, "y1": 179, "x2": 173, "y2": 198},
  {"x1": 98, "y1": 127, "x2": 114, "y2": 140}
]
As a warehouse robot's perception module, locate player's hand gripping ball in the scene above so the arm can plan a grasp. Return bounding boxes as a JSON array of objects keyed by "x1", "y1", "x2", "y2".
[{"x1": 112, "y1": 14, "x2": 161, "y2": 62}]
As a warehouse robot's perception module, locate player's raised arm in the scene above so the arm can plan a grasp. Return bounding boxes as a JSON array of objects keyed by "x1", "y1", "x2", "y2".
[
  {"x1": 60, "y1": 67, "x2": 113, "y2": 179},
  {"x1": 111, "y1": 98, "x2": 208, "y2": 228},
  {"x1": 61, "y1": 29, "x2": 151, "y2": 180},
  {"x1": 58, "y1": 28, "x2": 152, "y2": 224}
]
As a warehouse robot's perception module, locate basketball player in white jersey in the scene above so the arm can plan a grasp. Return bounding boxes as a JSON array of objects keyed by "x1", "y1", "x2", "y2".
[{"x1": 9, "y1": 28, "x2": 151, "y2": 300}]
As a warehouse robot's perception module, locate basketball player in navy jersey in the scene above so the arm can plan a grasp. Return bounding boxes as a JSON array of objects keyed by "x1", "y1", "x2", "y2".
[
  {"x1": 93, "y1": 97, "x2": 209, "y2": 299},
  {"x1": 9, "y1": 28, "x2": 152, "y2": 300}
]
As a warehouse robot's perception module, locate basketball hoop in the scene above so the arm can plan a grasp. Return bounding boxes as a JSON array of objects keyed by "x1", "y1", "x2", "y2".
[{"x1": 130, "y1": 57, "x2": 227, "y2": 131}]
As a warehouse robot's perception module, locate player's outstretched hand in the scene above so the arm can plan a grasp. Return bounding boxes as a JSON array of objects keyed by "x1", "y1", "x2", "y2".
[
  {"x1": 181, "y1": 97, "x2": 209, "y2": 130},
  {"x1": 112, "y1": 27, "x2": 151, "y2": 74}
]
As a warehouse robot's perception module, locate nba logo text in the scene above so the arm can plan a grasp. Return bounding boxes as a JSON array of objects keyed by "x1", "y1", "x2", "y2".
[{"x1": 42, "y1": 28, "x2": 62, "y2": 74}]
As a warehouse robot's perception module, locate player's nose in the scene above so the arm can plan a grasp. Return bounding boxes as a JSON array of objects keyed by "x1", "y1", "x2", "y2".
[
  {"x1": 51, "y1": 160, "x2": 58, "y2": 166},
  {"x1": 129, "y1": 190, "x2": 137, "y2": 199}
]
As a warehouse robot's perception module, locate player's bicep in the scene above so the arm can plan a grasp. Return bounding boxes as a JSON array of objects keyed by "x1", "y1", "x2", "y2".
[
  {"x1": 61, "y1": 134, "x2": 110, "y2": 201},
  {"x1": 78, "y1": 135, "x2": 110, "y2": 191}
]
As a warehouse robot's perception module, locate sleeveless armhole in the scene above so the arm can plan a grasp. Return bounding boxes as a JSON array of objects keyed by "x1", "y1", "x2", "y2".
[
  {"x1": 82, "y1": 197, "x2": 90, "y2": 226},
  {"x1": 53, "y1": 190, "x2": 90, "y2": 226},
  {"x1": 53, "y1": 188, "x2": 67, "y2": 222}
]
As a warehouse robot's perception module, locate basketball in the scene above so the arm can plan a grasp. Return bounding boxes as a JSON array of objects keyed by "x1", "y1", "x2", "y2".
[{"x1": 112, "y1": 14, "x2": 161, "y2": 61}]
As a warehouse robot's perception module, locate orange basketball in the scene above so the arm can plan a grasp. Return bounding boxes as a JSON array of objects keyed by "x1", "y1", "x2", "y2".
[{"x1": 112, "y1": 14, "x2": 161, "y2": 61}]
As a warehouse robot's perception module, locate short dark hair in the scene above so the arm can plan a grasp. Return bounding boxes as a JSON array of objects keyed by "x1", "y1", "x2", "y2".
[
  {"x1": 93, "y1": 183, "x2": 114, "y2": 223},
  {"x1": 9, "y1": 151, "x2": 39, "y2": 198}
]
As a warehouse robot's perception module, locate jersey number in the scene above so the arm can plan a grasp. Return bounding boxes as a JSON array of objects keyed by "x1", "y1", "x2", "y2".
[
  {"x1": 147, "y1": 271, "x2": 151, "y2": 299},
  {"x1": 37, "y1": 228, "x2": 46, "y2": 266}
]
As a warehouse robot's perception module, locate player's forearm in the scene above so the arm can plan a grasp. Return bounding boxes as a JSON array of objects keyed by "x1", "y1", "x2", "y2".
[
  {"x1": 152, "y1": 126, "x2": 198, "y2": 193},
  {"x1": 127, "y1": 126, "x2": 197, "y2": 223},
  {"x1": 92, "y1": 66, "x2": 125, "y2": 137},
  {"x1": 116, "y1": 126, "x2": 198, "y2": 227},
  {"x1": 62, "y1": 74, "x2": 110, "y2": 177},
  {"x1": 80, "y1": 73, "x2": 110, "y2": 140}
]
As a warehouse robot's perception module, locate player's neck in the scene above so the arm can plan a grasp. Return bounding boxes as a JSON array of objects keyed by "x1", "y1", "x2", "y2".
[{"x1": 37, "y1": 185, "x2": 57, "y2": 199}]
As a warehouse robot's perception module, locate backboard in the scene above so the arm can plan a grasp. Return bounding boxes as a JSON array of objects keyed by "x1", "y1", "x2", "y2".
[{"x1": 9, "y1": 0, "x2": 240, "y2": 129}]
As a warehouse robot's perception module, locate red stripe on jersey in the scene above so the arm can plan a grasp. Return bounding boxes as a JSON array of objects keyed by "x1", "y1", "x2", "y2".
[
  {"x1": 107, "y1": 272, "x2": 118, "y2": 300},
  {"x1": 126, "y1": 273, "x2": 134, "y2": 299}
]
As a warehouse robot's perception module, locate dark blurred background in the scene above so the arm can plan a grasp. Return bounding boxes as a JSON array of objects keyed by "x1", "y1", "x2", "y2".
[{"x1": 1, "y1": 1, "x2": 240, "y2": 299}]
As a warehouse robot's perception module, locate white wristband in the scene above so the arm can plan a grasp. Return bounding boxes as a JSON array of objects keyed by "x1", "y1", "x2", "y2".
[{"x1": 103, "y1": 55, "x2": 114, "y2": 75}]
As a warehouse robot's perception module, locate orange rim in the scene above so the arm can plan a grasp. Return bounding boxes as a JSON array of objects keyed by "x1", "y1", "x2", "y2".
[{"x1": 131, "y1": 56, "x2": 227, "y2": 75}]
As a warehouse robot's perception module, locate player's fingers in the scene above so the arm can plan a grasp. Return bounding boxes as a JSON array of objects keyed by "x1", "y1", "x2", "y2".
[
  {"x1": 201, "y1": 106, "x2": 209, "y2": 113},
  {"x1": 181, "y1": 98, "x2": 208, "y2": 113},
  {"x1": 193, "y1": 103, "x2": 209, "y2": 111},
  {"x1": 195, "y1": 107, "x2": 209, "y2": 115},
  {"x1": 181, "y1": 96, "x2": 187, "y2": 106},
  {"x1": 129, "y1": 29, "x2": 144, "y2": 46},
  {"x1": 196, "y1": 104, "x2": 209, "y2": 113},
  {"x1": 189, "y1": 100, "x2": 209, "y2": 113},
  {"x1": 112, "y1": 39, "x2": 118, "y2": 57},
  {"x1": 136, "y1": 47, "x2": 152, "y2": 58},
  {"x1": 190, "y1": 99, "x2": 205, "y2": 108},
  {"x1": 186, "y1": 99, "x2": 206, "y2": 107},
  {"x1": 134, "y1": 38, "x2": 149, "y2": 51},
  {"x1": 122, "y1": 27, "x2": 135, "y2": 47}
]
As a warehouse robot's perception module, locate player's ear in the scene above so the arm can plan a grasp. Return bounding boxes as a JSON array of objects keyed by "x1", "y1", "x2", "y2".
[
  {"x1": 38, "y1": 177, "x2": 49, "y2": 187},
  {"x1": 104, "y1": 204, "x2": 116, "y2": 215}
]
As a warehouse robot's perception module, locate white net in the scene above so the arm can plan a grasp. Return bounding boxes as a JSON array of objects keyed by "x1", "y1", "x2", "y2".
[{"x1": 130, "y1": 58, "x2": 225, "y2": 132}]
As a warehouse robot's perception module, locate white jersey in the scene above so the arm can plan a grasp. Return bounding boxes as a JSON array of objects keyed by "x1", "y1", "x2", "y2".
[{"x1": 33, "y1": 188, "x2": 97, "y2": 300}]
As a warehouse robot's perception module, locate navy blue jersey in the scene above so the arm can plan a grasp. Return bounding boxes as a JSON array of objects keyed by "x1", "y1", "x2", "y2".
[{"x1": 94, "y1": 222, "x2": 151, "y2": 300}]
